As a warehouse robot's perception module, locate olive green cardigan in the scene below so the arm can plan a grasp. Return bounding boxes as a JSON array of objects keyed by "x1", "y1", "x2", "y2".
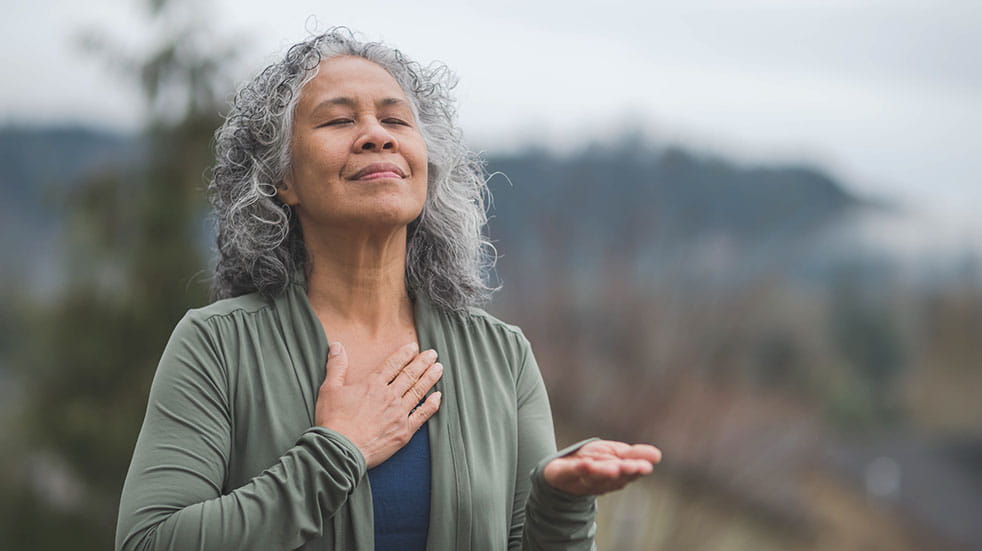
[{"x1": 116, "y1": 279, "x2": 597, "y2": 550}]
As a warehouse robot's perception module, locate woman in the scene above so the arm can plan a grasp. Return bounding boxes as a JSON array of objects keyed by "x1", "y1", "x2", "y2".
[{"x1": 116, "y1": 28, "x2": 661, "y2": 550}]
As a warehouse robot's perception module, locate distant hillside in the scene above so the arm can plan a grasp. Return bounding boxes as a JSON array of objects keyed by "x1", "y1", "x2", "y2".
[
  {"x1": 0, "y1": 126, "x2": 137, "y2": 200},
  {"x1": 488, "y1": 144, "x2": 855, "y2": 242},
  {"x1": 0, "y1": 125, "x2": 862, "y2": 293},
  {"x1": 485, "y1": 143, "x2": 861, "y2": 292},
  {"x1": 0, "y1": 126, "x2": 139, "y2": 290}
]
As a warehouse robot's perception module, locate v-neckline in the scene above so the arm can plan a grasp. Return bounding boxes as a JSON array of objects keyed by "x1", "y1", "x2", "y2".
[{"x1": 284, "y1": 272, "x2": 467, "y2": 549}]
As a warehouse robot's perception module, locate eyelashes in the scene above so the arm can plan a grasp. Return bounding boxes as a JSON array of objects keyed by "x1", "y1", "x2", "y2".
[
  {"x1": 318, "y1": 117, "x2": 413, "y2": 128},
  {"x1": 322, "y1": 119, "x2": 353, "y2": 127}
]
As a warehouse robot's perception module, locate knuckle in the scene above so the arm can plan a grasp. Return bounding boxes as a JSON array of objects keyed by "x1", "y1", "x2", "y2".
[
  {"x1": 401, "y1": 343, "x2": 418, "y2": 361},
  {"x1": 421, "y1": 372, "x2": 435, "y2": 388},
  {"x1": 386, "y1": 356, "x2": 403, "y2": 374},
  {"x1": 385, "y1": 385, "x2": 400, "y2": 401}
]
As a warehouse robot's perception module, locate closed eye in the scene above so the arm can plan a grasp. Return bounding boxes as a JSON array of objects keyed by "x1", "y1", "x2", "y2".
[
  {"x1": 383, "y1": 118, "x2": 411, "y2": 126},
  {"x1": 321, "y1": 118, "x2": 354, "y2": 127}
]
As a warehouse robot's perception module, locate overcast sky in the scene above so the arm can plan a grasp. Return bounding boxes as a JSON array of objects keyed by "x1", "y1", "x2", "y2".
[{"x1": 4, "y1": 0, "x2": 981, "y2": 244}]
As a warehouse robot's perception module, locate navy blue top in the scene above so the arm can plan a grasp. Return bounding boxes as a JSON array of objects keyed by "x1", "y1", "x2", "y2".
[{"x1": 367, "y1": 421, "x2": 431, "y2": 550}]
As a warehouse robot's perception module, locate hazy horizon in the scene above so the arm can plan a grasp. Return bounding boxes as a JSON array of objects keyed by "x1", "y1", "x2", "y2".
[{"x1": 4, "y1": 0, "x2": 981, "y2": 241}]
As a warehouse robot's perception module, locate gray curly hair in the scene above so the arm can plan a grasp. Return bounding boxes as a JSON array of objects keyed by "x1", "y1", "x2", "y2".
[{"x1": 209, "y1": 27, "x2": 497, "y2": 312}]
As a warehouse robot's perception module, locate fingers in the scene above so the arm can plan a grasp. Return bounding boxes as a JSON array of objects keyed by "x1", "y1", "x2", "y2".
[
  {"x1": 390, "y1": 348, "x2": 438, "y2": 396},
  {"x1": 378, "y1": 342, "x2": 421, "y2": 383},
  {"x1": 618, "y1": 443, "x2": 662, "y2": 464},
  {"x1": 545, "y1": 455, "x2": 659, "y2": 496},
  {"x1": 323, "y1": 341, "x2": 442, "y2": 410},
  {"x1": 323, "y1": 342, "x2": 349, "y2": 387},
  {"x1": 402, "y1": 362, "x2": 443, "y2": 408},
  {"x1": 585, "y1": 440, "x2": 663, "y2": 464},
  {"x1": 408, "y1": 390, "x2": 442, "y2": 430},
  {"x1": 579, "y1": 457, "x2": 653, "y2": 486}
]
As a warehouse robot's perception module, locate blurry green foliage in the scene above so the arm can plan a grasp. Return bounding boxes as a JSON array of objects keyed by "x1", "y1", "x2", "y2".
[
  {"x1": 827, "y1": 263, "x2": 906, "y2": 430},
  {"x1": 0, "y1": 0, "x2": 233, "y2": 547}
]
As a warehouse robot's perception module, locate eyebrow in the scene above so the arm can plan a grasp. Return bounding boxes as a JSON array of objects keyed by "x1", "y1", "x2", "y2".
[{"x1": 311, "y1": 96, "x2": 408, "y2": 112}]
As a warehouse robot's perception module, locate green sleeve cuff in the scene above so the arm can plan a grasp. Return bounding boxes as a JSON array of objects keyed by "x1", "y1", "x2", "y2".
[
  {"x1": 529, "y1": 437, "x2": 600, "y2": 512},
  {"x1": 524, "y1": 437, "x2": 599, "y2": 549},
  {"x1": 302, "y1": 426, "x2": 368, "y2": 485}
]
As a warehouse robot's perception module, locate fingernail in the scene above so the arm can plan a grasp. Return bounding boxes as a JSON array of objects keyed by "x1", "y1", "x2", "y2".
[
  {"x1": 329, "y1": 342, "x2": 343, "y2": 357},
  {"x1": 433, "y1": 362, "x2": 443, "y2": 374},
  {"x1": 433, "y1": 391, "x2": 442, "y2": 402}
]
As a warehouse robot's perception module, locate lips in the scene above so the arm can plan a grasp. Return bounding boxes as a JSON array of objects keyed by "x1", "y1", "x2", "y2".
[{"x1": 351, "y1": 162, "x2": 406, "y2": 181}]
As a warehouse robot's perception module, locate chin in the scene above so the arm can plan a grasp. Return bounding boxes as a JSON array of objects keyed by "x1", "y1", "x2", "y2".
[
  {"x1": 379, "y1": 209, "x2": 425, "y2": 229},
  {"x1": 354, "y1": 199, "x2": 425, "y2": 229},
  {"x1": 363, "y1": 190, "x2": 424, "y2": 220},
  {"x1": 303, "y1": 191, "x2": 426, "y2": 231}
]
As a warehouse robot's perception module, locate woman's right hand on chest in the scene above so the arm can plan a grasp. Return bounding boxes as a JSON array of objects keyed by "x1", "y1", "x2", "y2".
[{"x1": 315, "y1": 342, "x2": 443, "y2": 468}]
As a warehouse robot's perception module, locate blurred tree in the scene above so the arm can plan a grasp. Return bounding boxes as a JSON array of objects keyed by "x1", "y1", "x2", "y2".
[
  {"x1": 827, "y1": 261, "x2": 906, "y2": 431},
  {"x1": 0, "y1": 0, "x2": 237, "y2": 547}
]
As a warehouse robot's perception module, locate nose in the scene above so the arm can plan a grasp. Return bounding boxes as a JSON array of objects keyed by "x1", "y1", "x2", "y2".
[{"x1": 353, "y1": 119, "x2": 398, "y2": 153}]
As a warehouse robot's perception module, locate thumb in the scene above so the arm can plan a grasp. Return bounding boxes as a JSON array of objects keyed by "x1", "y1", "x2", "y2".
[{"x1": 325, "y1": 342, "x2": 349, "y2": 386}]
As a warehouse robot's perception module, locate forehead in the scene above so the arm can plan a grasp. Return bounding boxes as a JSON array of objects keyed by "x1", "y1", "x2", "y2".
[{"x1": 299, "y1": 56, "x2": 409, "y2": 106}]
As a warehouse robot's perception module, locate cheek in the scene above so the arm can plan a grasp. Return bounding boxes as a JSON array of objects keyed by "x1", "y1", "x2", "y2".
[
  {"x1": 306, "y1": 141, "x2": 345, "y2": 170},
  {"x1": 294, "y1": 144, "x2": 345, "y2": 185},
  {"x1": 409, "y1": 137, "x2": 429, "y2": 179},
  {"x1": 416, "y1": 160, "x2": 429, "y2": 199}
]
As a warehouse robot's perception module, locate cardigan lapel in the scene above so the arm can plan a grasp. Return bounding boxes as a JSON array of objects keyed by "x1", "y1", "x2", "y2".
[
  {"x1": 282, "y1": 271, "x2": 468, "y2": 549},
  {"x1": 280, "y1": 276, "x2": 375, "y2": 549},
  {"x1": 416, "y1": 295, "x2": 471, "y2": 550}
]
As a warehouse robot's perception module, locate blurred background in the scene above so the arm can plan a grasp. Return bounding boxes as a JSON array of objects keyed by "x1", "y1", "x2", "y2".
[{"x1": 2, "y1": 0, "x2": 980, "y2": 549}]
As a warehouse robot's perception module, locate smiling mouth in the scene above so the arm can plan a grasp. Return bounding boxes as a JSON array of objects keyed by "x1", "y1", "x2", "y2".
[
  {"x1": 356, "y1": 171, "x2": 404, "y2": 181},
  {"x1": 351, "y1": 163, "x2": 407, "y2": 181}
]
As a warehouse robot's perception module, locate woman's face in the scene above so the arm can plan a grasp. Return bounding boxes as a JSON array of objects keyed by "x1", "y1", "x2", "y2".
[{"x1": 280, "y1": 56, "x2": 428, "y2": 233}]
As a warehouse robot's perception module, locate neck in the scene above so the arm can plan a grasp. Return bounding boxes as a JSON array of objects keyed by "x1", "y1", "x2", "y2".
[{"x1": 303, "y1": 225, "x2": 413, "y2": 337}]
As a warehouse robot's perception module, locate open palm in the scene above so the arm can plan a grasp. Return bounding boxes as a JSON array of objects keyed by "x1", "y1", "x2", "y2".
[{"x1": 543, "y1": 440, "x2": 662, "y2": 496}]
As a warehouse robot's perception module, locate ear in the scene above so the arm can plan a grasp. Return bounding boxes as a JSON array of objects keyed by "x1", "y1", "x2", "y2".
[{"x1": 277, "y1": 172, "x2": 299, "y2": 206}]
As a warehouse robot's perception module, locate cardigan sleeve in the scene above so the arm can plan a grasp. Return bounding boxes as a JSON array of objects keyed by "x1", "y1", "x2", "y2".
[
  {"x1": 508, "y1": 337, "x2": 598, "y2": 550},
  {"x1": 115, "y1": 312, "x2": 366, "y2": 551}
]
